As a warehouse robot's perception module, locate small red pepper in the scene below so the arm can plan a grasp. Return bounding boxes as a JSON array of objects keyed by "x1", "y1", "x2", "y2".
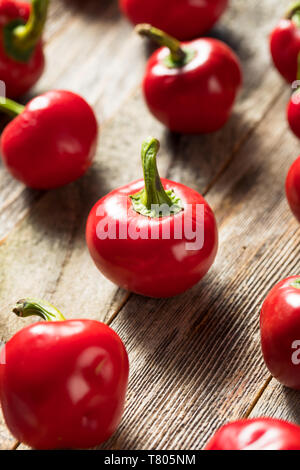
[
  {"x1": 136, "y1": 24, "x2": 242, "y2": 134},
  {"x1": 260, "y1": 276, "x2": 300, "y2": 390},
  {"x1": 205, "y1": 418, "x2": 300, "y2": 450},
  {"x1": 287, "y1": 88, "x2": 300, "y2": 139},
  {"x1": 270, "y1": 1, "x2": 300, "y2": 83},
  {"x1": 286, "y1": 155, "x2": 300, "y2": 222},
  {"x1": 0, "y1": 0, "x2": 48, "y2": 98},
  {"x1": 86, "y1": 137, "x2": 218, "y2": 298},
  {"x1": 0, "y1": 90, "x2": 98, "y2": 189},
  {"x1": 119, "y1": 0, "x2": 229, "y2": 41},
  {"x1": 0, "y1": 299, "x2": 129, "y2": 449}
]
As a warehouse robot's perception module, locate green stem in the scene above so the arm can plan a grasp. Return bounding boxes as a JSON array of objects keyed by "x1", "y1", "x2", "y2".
[
  {"x1": 135, "y1": 23, "x2": 186, "y2": 65},
  {"x1": 4, "y1": 0, "x2": 49, "y2": 62},
  {"x1": 291, "y1": 278, "x2": 300, "y2": 289},
  {"x1": 0, "y1": 98, "x2": 25, "y2": 118},
  {"x1": 13, "y1": 299, "x2": 66, "y2": 322},
  {"x1": 286, "y1": 2, "x2": 300, "y2": 27},
  {"x1": 130, "y1": 137, "x2": 183, "y2": 218}
]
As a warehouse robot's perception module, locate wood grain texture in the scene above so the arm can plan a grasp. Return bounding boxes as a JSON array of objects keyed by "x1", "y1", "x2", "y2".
[{"x1": 0, "y1": 0, "x2": 297, "y2": 450}]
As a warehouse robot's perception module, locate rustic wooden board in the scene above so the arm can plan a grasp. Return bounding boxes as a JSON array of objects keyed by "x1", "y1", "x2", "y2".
[{"x1": 1, "y1": 0, "x2": 299, "y2": 450}]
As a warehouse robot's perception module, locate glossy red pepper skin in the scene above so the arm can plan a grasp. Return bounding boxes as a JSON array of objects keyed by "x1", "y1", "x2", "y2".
[
  {"x1": 0, "y1": 0, "x2": 44, "y2": 98},
  {"x1": 119, "y1": 0, "x2": 229, "y2": 41},
  {"x1": 205, "y1": 418, "x2": 300, "y2": 450},
  {"x1": 86, "y1": 178, "x2": 218, "y2": 298},
  {"x1": 142, "y1": 38, "x2": 242, "y2": 134},
  {"x1": 287, "y1": 93, "x2": 300, "y2": 140},
  {"x1": 270, "y1": 18, "x2": 300, "y2": 83},
  {"x1": 286, "y1": 155, "x2": 300, "y2": 222},
  {"x1": 1, "y1": 90, "x2": 98, "y2": 189},
  {"x1": 0, "y1": 319, "x2": 129, "y2": 449},
  {"x1": 260, "y1": 276, "x2": 300, "y2": 390}
]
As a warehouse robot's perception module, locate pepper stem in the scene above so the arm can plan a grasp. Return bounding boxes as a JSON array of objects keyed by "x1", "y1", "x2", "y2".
[
  {"x1": 13, "y1": 299, "x2": 66, "y2": 322},
  {"x1": 286, "y1": 1, "x2": 300, "y2": 26},
  {"x1": 130, "y1": 137, "x2": 183, "y2": 218},
  {"x1": 135, "y1": 23, "x2": 186, "y2": 64},
  {"x1": 291, "y1": 278, "x2": 300, "y2": 289},
  {"x1": 0, "y1": 98, "x2": 25, "y2": 118},
  {"x1": 4, "y1": 0, "x2": 49, "y2": 62}
]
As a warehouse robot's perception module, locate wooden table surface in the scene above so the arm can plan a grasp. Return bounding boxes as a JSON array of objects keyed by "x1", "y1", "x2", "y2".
[{"x1": 1, "y1": 0, "x2": 300, "y2": 450}]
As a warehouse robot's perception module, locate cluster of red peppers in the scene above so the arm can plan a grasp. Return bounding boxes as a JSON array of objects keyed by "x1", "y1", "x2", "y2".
[{"x1": 0, "y1": 0, "x2": 300, "y2": 452}]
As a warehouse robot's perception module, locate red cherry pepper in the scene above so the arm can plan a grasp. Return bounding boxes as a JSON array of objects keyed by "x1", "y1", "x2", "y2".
[
  {"x1": 285, "y1": 157, "x2": 300, "y2": 222},
  {"x1": 136, "y1": 24, "x2": 242, "y2": 134},
  {"x1": 205, "y1": 418, "x2": 300, "y2": 450},
  {"x1": 286, "y1": 155, "x2": 300, "y2": 222},
  {"x1": 260, "y1": 276, "x2": 300, "y2": 390},
  {"x1": 0, "y1": 0, "x2": 48, "y2": 98},
  {"x1": 119, "y1": 0, "x2": 229, "y2": 41},
  {"x1": 0, "y1": 90, "x2": 98, "y2": 189},
  {"x1": 86, "y1": 137, "x2": 218, "y2": 298},
  {"x1": 0, "y1": 299, "x2": 129, "y2": 449},
  {"x1": 287, "y1": 88, "x2": 300, "y2": 139},
  {"x1": 270, "y1": 1, "x2": 300, "y2": 83}
]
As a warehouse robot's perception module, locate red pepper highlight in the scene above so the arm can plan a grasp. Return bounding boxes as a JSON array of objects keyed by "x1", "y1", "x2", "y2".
[
  {"x1": 270, "y1": 1, "x2": 300, "y2": 83},
  {"x1": 119, "y1": 0, "x2": 229, "y2": 41}
]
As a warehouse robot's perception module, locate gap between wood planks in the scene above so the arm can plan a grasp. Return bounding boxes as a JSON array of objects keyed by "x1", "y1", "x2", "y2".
[{"x1": 7, "y1": 78, "x2": 287, "y2": 452}]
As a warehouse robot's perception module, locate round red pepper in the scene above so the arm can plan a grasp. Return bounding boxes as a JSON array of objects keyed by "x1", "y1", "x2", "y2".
[
  {"x1": 86, "y1": 137, "x2": 218, "y2": 298},
  {"x1": 119, "y1": 0, "x2": 229, "y2": 41},
  {"x1": 260, "y1": 276, "x2": 300, "y2": 390},
  {"x1": 136, "y1": 24, "x2": 242, "y2": 134},
  {"x1": 286, "y1": 155, "x2": 300, "y2": 222},
  {"x1": 0, "y1": 0, "x2": 48, "y2": 98},
  {"x1": 0, "y1": 299, "x2": 129, "y2": 449},
  {"x1": 0, "y1": 90, "x2": 98, "y2": 189},
  {"x1": 270, "y1": 2, "x2": 300, "y2": 83},
  {"x1": 205, "y1": 418, "x2": 300, "y2": 450},
  {"x1": 287, "y1": 89, "x2": 300, "y2": 139}
]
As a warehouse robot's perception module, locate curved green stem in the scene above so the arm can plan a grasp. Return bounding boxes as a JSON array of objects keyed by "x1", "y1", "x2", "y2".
[
  {"x1": 0, "y1": 98, "x2": 25, "y2": 118},
  {"x1": 286, "y1": 1, "x2": 300, "y2": 27},
  {"x1": 135, "y1": 23, "x2": 193, "y2": 67},
  {"x1": 13, "y1": 299, "x2": 66, "y2": 322},
  {"x1": 4, "y1": 0, "x2": 49, "y2": 62},
  {"x1": 130, "y1": 137, "x2": 183, "y2": 218}
]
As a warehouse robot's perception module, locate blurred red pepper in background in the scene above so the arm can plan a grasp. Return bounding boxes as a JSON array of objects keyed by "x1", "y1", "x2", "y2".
[
  {"x1": 0, "y1": 0, "x2": 48, "y2": 98},
  {"x1": 120, "y1": 0, "x2": 229, "y2": 41}
]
